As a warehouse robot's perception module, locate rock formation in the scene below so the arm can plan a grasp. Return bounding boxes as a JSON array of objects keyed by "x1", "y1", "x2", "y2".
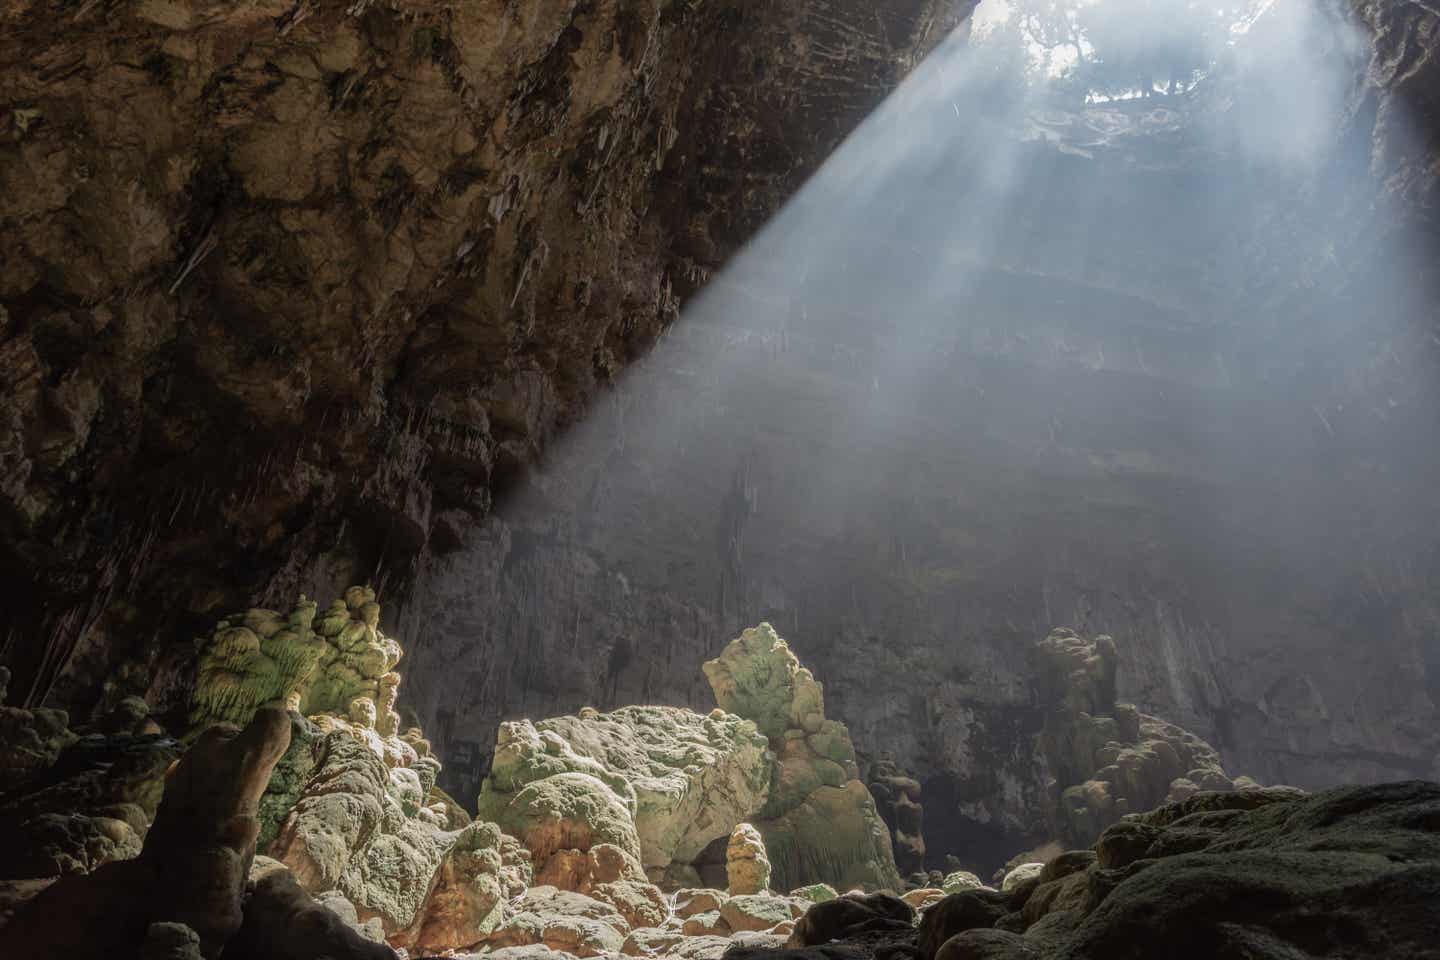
[
  {"x1": 726, "y1": 822, "x2": 772, "y2": 896},
  {"x1": 705, "y1": 623, "x2": 903, "y2": 891},
  {"x1": 0, "y1": 0, "x2": 961, "y2": 738},
  {"x1": 867, "y1": 755, "x2": 927, "y2": 877},
  {"x1": 391, "y1": 0, "x2": 1440, "y2": 862},
  {"x1": 783, "y1": 781, "x2": 1440, "y2": 960},
  {"x1": 190, "y1": 587, "x2": 403, "y2": 733},
  {"x1": 1031, "y1": 628, "x2": 1257, "y2": 847},
  {"x1": 477, "y1": 704, "x2": 771, "y2": 885}
]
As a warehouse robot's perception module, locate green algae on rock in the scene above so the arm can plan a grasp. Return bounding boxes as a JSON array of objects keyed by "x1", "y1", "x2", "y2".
[
  {"x1": 704, "y1": 623, "x2": 903, "y2": 892},
  {"x1": 477, "y1": 704, "x2": 771, "y2": 882},
  {"x1": 188, "y1": 587, "x2": 402, "y2": 734}
]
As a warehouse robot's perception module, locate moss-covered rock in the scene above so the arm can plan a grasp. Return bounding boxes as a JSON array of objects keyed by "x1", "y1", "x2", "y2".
[
  {"x1": 1033, "y1": 628, "x2": 1264, "y2": 847},
  {"x1": 489, "y1": 770, "x2": 644, "y2": 872},
  {"x1": 188, "y1": 587, "x2": 402, "y2": 735},
  {"x1": 704, "y1": 623, "x2": 902, "y2": 892},
  {"x1": 790, "y1": 883, "x2": 839, "y2": 904},
  {"x1": 478, "y1": 704, "x2": 771, "y2": 882}
]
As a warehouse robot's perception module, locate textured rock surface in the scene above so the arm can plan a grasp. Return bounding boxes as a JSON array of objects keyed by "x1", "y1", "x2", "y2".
[
  {"x1": 0, "y1": 692, "x2": 179, "y2": 879},
  {"x1": 189, "y1": 588, "x2": 403, "y2": 734},
  {"x1": 1031, "y1": 628, "x2": 1254, "y2": 846},
  {"x1": 0, "y1": 0, "x2": 963, "y2": 737},
  {"x1": 727, "y1": 822, "x2": 772, "y2": 895},
  {"x1": 705, "y1": 624, "x2": 902, "y2": 891},
  {"x1": 3, "y1": 705, "x2": 292, "y2": 958},
  {"x1": 399, "y1": 0, "x2": 1440, "y2": 877},
  {"x1": 479, "y1": 704, "x2": 771, "y2": 880},
  {"x1": 765, "y1": 781, "x2": 1440, "y2": 960}
]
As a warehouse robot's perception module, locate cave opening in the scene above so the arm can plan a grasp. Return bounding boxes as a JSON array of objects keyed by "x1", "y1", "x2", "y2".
[{"x1": 3, "y1": 0, "x2": 1440, "y2": 955}]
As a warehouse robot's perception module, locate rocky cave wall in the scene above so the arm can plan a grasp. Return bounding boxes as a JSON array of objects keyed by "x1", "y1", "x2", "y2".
[
  {"x1": 4, "y1": 0, "x2": 1440, "y2": 878},
  {"x1": 399, "y1": 0, "x2": 1440, "y2": 869},
  {"x1": 0, "y1": 0, "x2": 969, "y2": 713}
]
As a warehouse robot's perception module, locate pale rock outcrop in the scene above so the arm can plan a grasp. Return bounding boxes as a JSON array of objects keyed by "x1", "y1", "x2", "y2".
[
  {"x1": 704, "y1": 624, "x2": 902, "y2": 891},
  {"x1": 484, "y1": 769, "x2": 644, "y2": 880},
  {"x1": 187, "y1": 588, "x2": 517, "y2": 952},
  {"x1": 483, "y1": 885, "x2": 630, "y2": 957},
  {"x1": 410, "y1": 820, "x2": 532, "y2": 951},
  {"x1": 726, "y1": 822, "x2": 771, "y2": 895},
  {"x1": 189, "y1": 588, "x2": 402, "y2": 735},
  {"x1": 478, "y1": 704, "x2": 770, "y2": 881},
  {"x1": 720, "y1": 893, "x2": 794, "y2": 932}
]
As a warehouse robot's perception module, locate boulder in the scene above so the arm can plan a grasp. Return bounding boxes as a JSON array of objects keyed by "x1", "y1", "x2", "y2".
[
  {"x1": 589, "y1": 879, "x2": 669, "y2": 929},
  {"x1": 902, "y1": 887, "x2": 946, "y2": 910},
  {"x1": 941, "y1": 871, "x2": 985, "y2": 894},
  {"x1": 998, "y1": 863, "x2": 1042, "y2": 892},
  {"x1": 477, "y1": 705, "x2": 770, "y2": 880},
  {"x1": 682, "y1": 910, "x2": 730, "y2": 936},
  {"x1": 934, "y1": 929, "x2": 1038, "y2": 960},
  {"x1": 721, "y1": 893, "x2": 794, "y2": 932},
  {"x1": 918, "y1": 890, "x2": 1010, "y2": 960},
  {"x1": 705, "y1": 624, "x2": 902, "y2": 891},
  {"x1": 788, "y1": 891, "x2": 914, "y2": 947},
  {"x1": 410, "y1": 820, "x2": 531, "y2": 951},
  {"x1": 226, "y1": 869, "x2": 395, "y2": 960},
  {"x1": 622, "y1": 926, "x2": 690, "y2": 956},
  {"x1": 674, "y1": 887, "x2": 728, "y2": 917},
  {"x1": 483, "y1": 886, "x2": 630, "y2": 957},
  {"x1": 790, "y1": 882, "x2": 839, "y2": 904}
]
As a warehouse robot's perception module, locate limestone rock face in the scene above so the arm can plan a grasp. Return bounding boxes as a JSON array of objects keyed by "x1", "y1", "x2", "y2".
[
  {"x1": 1032, "y1": 628, "x2": 1260, "y2": 846},
  {"x1": 704, "y1": 624, "x2": 902, "y2": 892},
  {"x1": 787, "y1": 891, "x2": 914, "y2": 947},
  {"x1": 189, "y1": 588, "x2": 402, "y2": 734},
  {"x1": 480, "y1": 705, "x2": 770, "y2": 880},
  {"x1": 726, "y1": 823, "x2": 772, "y2": 895},
  {"x1": 411, "y1": 820, "x2": 532, "y2": 951},
  {"x1": 0, "y1": 0, "x2": 958, "y2": 743},
  {"x1": 483, "y1": 885, "x2": 631, "y2": 958}
]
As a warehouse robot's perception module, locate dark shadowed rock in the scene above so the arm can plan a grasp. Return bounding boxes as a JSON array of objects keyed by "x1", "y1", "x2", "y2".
[
  {"x1": 226, "y1": 869, "x2": 397, "y2": 960},
  {"x1": 788, "y1": 892, "x2": 915, "y2": 947},
  {"x1": 1, "y1": 705, "x2": 291, "y2": 958},
  {"x1": 934, "y1": 929, "x2": 1039, "y2": 960},
  {"x1": 917, "y1": 890, "x2": 1010, "y2": 960}
]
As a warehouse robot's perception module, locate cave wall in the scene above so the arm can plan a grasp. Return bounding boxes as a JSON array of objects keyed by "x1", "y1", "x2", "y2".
[
  {"x1": 401, "y1": 0, "x2": 1440, "y2": 861},
  {"x1": 0, "y1": 0, "x2": 968, "y2": 713}
]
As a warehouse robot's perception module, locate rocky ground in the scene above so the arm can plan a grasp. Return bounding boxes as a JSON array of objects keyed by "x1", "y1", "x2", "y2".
[{"x1": 2, "y1": 588, "x2": 1437, "y2": 959}]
